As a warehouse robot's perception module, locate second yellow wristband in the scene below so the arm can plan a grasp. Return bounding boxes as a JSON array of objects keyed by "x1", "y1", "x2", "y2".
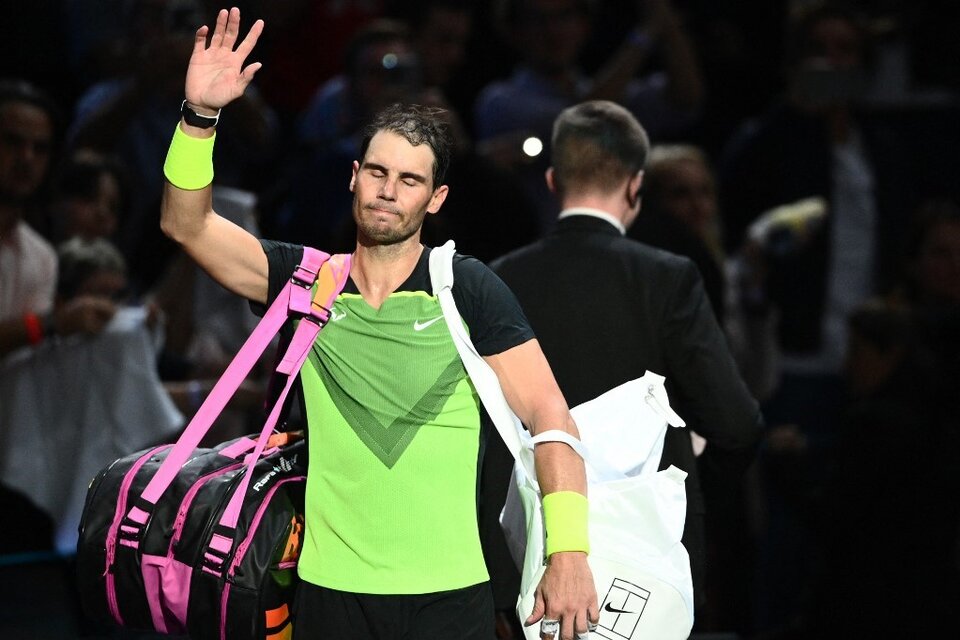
[{"x1": 542, "y1": 490, "x2": 590, "y2": 557}]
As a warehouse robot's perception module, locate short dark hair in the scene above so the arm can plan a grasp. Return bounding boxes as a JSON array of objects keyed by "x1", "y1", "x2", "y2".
[
  {"x1": 358, "y1": 103, "x2": 452, "y2": 188},
  {"x1": 0, "y1": 79, "x2": 63, "y2": 141},
  {"x1": 784, "y1": 1, "x2": 875, "y2": 73},
  {"x1": 56, "y1": 152, "x2": 128, "y2": 204},
  {"x1": 642, "y1": 144, "x2": 714, "y2": 208},
  {"x1": 550, "y1": 100, "x2": 649, "y2": 195},
  {"x1": 56, "y1": 237, "x2": 126, "y2": 300}
]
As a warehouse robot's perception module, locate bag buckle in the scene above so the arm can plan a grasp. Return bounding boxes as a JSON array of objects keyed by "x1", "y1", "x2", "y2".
[{"x1": 289, "y1": 264, "x2": 317, "y2": 289}]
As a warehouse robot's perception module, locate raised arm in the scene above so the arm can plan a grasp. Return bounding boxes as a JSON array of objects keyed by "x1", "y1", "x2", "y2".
[
  {"x1": 484, "y1": 339, "x2": 598, "y2": 640},
  {"x1": 587, "y1": 0, "x2": 704, "y2": 110},
  {"x1": 160, "y1": 7, "x2": 269, "y2": 303}
]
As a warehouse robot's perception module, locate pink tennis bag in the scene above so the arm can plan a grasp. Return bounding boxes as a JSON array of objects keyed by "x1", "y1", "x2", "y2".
[{"x1": 77, "y1": 248, "x2": 350, "y2": 639}]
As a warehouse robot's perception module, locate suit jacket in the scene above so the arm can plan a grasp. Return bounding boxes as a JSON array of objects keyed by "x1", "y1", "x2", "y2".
[{"x1": 490, "y1": 214, "x2": 763, "y2": 606}]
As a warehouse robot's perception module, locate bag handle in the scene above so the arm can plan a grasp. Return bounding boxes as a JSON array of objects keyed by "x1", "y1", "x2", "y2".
[{"x1": 124, "y1": 249, "x2": 350, "y2": 536}]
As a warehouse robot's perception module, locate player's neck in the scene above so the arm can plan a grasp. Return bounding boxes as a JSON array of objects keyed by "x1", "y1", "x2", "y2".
[{"x1": 351, "y1": 240, "x2": 424, "y2": 310}]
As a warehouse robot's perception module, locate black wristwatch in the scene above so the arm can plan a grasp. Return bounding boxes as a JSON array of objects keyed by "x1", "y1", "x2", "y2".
[{"x1": 180, "y1": 100, "x2": 221, "y2": 129}]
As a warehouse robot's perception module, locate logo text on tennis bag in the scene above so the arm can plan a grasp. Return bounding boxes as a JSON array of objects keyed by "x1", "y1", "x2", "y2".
[{"x1": 253, "y1": 454, "x2": 298, "y2": 492}]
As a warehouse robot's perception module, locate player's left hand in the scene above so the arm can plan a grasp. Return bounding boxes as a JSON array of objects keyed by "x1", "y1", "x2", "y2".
[{"x1": 526, "y1": 551, "x2": 598, "y2": 639}]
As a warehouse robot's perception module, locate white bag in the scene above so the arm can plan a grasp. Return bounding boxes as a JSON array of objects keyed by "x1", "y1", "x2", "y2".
[{"x1": 429, "y1": 242, "x2": 695, "y2": 640}]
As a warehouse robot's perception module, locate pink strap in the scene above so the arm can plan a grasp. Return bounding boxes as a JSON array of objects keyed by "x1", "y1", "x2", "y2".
[
  {"x1": 215, "y1": 253, "x2": 351, "y2": 531},
  {"x1": 130, "y1": 247, "x2": 334, "y2": 520}
]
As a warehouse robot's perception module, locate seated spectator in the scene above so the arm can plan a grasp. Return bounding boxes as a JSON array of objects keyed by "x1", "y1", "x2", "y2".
[
  {"x1": 474, "y1": 0, "x2": 704, "y2": 231},
  {"x1": 48, "y1": 150, "x2": 129, "y2": 245},
  {"x1": 0, "y1": 80, "x2": 115, "y2": 362},
  {"x1": 0, "y1": 237, "x2": 183, "y2": 554}
]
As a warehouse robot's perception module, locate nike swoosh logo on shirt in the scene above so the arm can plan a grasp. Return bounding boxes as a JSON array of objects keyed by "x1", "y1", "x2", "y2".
[{"x1": 413, "y1": 316, "x2": 443, "y2": 331}]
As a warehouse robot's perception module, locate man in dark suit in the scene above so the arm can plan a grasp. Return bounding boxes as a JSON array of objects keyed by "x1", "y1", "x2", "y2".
[{"x1": 489, "y1": 100, "x2": 763, "y2": 618}]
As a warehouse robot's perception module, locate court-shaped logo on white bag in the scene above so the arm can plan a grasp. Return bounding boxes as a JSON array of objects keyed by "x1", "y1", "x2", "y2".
[{"x1": 596, "y1": 578, "x2": 650, "y2": 639}]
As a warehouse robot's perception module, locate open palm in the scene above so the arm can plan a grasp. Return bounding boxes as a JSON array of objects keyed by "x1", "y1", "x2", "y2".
[{"x1": 185, "y1": 7, "x2": 264, "y2": 111}]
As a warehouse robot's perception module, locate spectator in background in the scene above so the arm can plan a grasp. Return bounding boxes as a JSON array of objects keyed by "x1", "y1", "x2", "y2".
[
  {"x1": 474, "y1": 0, "x2": 704, "y2": 231},
  {"x1": 0, "y1": 79, "x2": 62, "y2": 554},
  {"x1": 0, "y1": 80, "x2": 115, "y2": 362},
  {"x1": 401, "y1": 0, "x2": 475, "y2": 118},
  {"x1": 55, "y1": 236, "x2": 128, "y2": 304},
  {"x1": 297, "y1": 20, "x2": 420, "y2": 149},
  {"x1": 0, "y1": 80, "x2": 59, "y2": 330},
  {"x1": 628, "y1": 144, "x2": 725, "y2": 322},
  {"x1": 48, "y1": 151, "x2": 128, "y2": 246},
  {"x1": 896, "y1": 199, "x2": 960, "y2": 310},
  {"x1": 719, "y1": 1, "x2": 913, "y2": 373},
  {"x1": 0, "y1": 236, "x2": 183, "y2": 554},
  {"x1": 715, "y1": 3, "x2": 954, "y2": 630}
]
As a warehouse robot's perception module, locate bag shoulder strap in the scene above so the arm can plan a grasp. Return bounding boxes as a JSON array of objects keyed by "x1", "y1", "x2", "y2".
[
  {"x1": 428, "y1": 241, "x2": 540, "y2": 468},
  {"x1": 129, "y1": 248, "x2": 351, "y2": 527}
]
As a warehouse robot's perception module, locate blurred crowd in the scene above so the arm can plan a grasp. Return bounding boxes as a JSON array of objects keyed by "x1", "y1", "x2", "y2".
[{"x1": 1, "y1": 0, "x2": 959, "y2": 638}]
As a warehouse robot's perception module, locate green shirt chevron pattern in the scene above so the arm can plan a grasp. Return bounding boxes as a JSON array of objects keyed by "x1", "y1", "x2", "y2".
[{"x1": 297, "y1": 290, "x2": 490, "y2": 594}]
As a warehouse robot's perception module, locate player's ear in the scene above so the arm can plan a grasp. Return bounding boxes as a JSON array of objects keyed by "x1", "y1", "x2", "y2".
[
  {"x1": 427, "y1": 184, "x2": 449, "y2": 214},
  {"x1": 349, "y1": 160, "x2": 360, "y2": 192}
]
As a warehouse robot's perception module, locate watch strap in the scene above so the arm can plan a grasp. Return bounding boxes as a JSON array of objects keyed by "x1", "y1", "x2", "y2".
[{"x1": 180, "y1": 100, "x2": 221, "y2": 129}]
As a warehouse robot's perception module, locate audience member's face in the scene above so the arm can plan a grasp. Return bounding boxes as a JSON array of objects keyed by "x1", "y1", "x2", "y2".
[
  {"x1": 790, "y1": 15, "x2": 867, "y2": 110},
  {"x1": 77, "y1": 268, "x2": 127, "y2": 301},
  {"x1": 62, "y1": 171, "x2": 121, "y2": 241},
  {"x1": 653, "y1": 159, "x2": 717, "y2": 236},
  {"x1": 516, "y1": 0, "x2": 589, "y2": 75},
  {"x1": 350, "y1": 131, "x2": 446, "y2": 245},
  {"x1": 0, "y1": 102, "x2": 53, "y2": 202},
  {"x1": 844, "y1": 331, "x2": 900, "y2": 397},
  {"x1": 808, "y1": 16, "x2": 863, "y2": 71},
  {"x1": 417, "y1": 8, "x2": 472, "y2": 87},
  {"x1": 915, "y1": 220, "x2": 960, "y2": 304}
]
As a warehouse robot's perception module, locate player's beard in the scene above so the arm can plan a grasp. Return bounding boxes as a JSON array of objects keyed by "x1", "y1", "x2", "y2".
[{"x1": 353, "y1": 197, "x2": 429, "y2": 246}]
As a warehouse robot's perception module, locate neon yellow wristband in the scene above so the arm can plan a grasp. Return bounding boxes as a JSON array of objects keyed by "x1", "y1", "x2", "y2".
[
  {"x1": 542, "y1": 491, "x2": 589, "y2": 556},
  {"x1": 163, "y1": 124, "x2": 215, "y2": 190}
]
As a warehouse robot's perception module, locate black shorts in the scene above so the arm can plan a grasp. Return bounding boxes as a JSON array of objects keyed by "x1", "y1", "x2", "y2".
[{"x1": 291, "y1": 580, "x2": 495, "y2": 640}]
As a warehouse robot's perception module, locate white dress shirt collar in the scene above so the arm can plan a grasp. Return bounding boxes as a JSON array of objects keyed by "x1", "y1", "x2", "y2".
[{"x1": 558, "y1": 207, "x2": 626, "y2": 235}]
